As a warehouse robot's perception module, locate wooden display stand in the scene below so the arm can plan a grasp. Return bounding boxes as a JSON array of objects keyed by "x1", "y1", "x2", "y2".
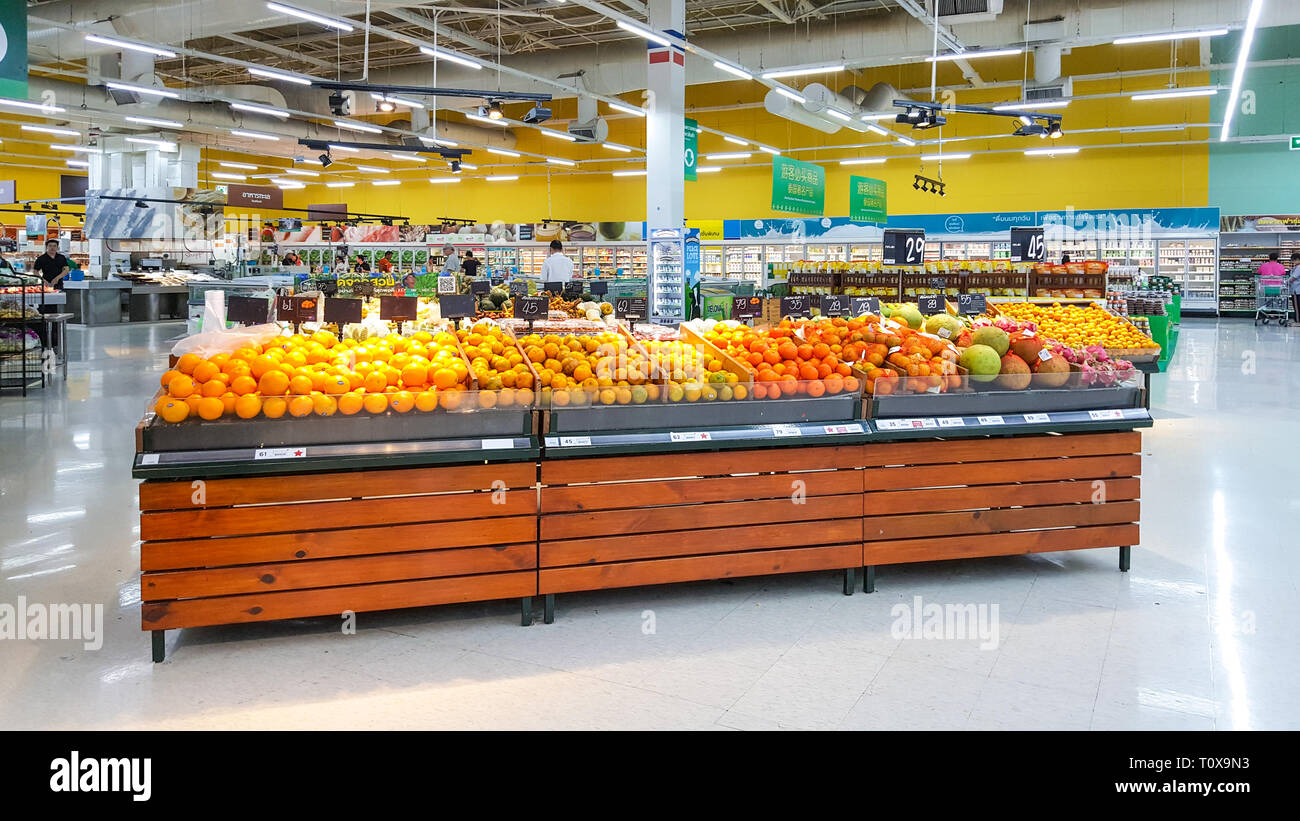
[{"x1": 139, "y1": 462, "x2": 539, "y2": 661}]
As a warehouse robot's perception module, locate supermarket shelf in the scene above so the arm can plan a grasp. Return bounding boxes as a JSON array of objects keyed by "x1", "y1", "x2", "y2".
[{"x1": 543, "y1": 421, "x2": 871, "y2": 457}]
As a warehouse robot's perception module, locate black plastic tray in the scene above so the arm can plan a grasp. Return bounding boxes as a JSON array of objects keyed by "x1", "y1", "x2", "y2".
[
  {"x1": 546, "y1": 393, "x2": 859, "y2": 433},
  {"x1": 867, "y1": 384, "x2": 1143, "y2": 418}
]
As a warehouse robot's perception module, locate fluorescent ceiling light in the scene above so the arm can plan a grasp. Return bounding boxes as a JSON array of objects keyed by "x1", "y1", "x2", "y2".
[
  {"x1": 540, "y1": 129, "x2": 575, "y2": 141},
  {"x1": 84, "y1": 34, "x2": 176, "y2": 58},
  {"x1": 0, "y1": 97, "x2": 65, "y2": 113},
  {"x1": 266, "y1": 2, "x2": 353, "y2": 32},
  {"x1": 485, "y1": 175, "x2": 519, "y2": 181},
  {"x1": 219, "y1": 161, "x2": 258, "y2": 170},
  {"x1": 860, "y1": 113, "x2": 895, "y2": 121},
  {"x1": 283, "y1": 168, "x2": 319, "y2": 176},
  {"x1": 429, "y1": 178, "x2": 460, "y2": 184},
  {"x1": 1131, "y1": 88, "x2": 1218, "y2": 101},
  {"x1": 774, "y1": 87, "x2": 806, "y2": 104},
  {"x1": 391, "y1": 153, "x2": 426, "y2": 162},
  {"x1": 231, "y1": 101, "x2": 289, "y2": 118},
  {"x1": 1114, "y1": 28, "x2": 1229, "y2": 45},
  {"x1": 696, "y1": 166, "x2": 722, "y2": 173},
  {"x1": 1222, "y1": 0, "x2": 1263, "y2": 142},
  {"x1": 333, "y1": 119, "x2": 382, "y2": 133},
  {"x1": 354, "y1": 165, "x2": 389, "y2": 173},
  {"x1": 65, "y1": 160, "x2": 90, "y2": 168},
  {"x1": 992, "y1": 100, "x2": 1070, "y2": 111},
  {"x1": 761, "y1": 64, "x2": 844, "y2": 79},
  {"x1": 371, "y1": 93, "x2": 425, "y2": 109},
  {"x1": 826, "y1": 108, "x2": 852, "y2": 122},
  {"x1": 896, "y1": 136, "x2": 916, "y2": 146},
  {"x1": 424, "y1": 137, "x2": 458, "y2": 147},
  {"x1": 210, "y1": 172, "x2": 246, "y2": 180},
  {"x1": 713, "y1": 61, "x2": 753, "y2": 80},
  {"x1": 466, "y1": 113, "x2": 509, "y2": 126},
  {"x1": 926, "y1": 48, "x2": 1022, "y2": 62},
  {"x1": 272, "y1": 180, "x2": 305, "y2": 188},
  {"x1": 372, "y1": 180, "x2": 401, "y2": 186},
  {"x1": 723, "y1": 135, "x2": 749, "y2": 146},
  {"x1": 106, "y1": 80, "x2": 179, "y2": 99},
  {"x1": 488, "y1": 148, "x2": 520, "y2": 157},
  {"x1": 22, "y1": 125, "x2": 79, "y2": 137},
  {"x1": 865, "y1": 124, "x2": 889, "y2": 136},
  {"x1": 1024, "y1": 147, "x2": 1080, "y2": 156},
  {"x1": 231, "y1": 129, "x2": 280, "y2": 140},
  {"x1": 603, "y1": 143, "x2": 632, "y2": 153},
  {"x1": 613, "y1": 170, "x2": 647, "y2": 177},
  {"x1": 547, "y1": 157, "x2": 576, "y2": 166},
  {"x1": 705, "y1": 152, "x2": 751, "y2": 160},
  {"x1": 51, "y1": 144, "x2": 101, "y2": 153},
  {"x1": 327, "y1": 144, "x2": 358, "y2": 152},
  {"x1": 418, "y1": 45, "x2": 482, "y2": 70},
  {"x1": 1121, "y1": 124, "x2": 1184, "y2": 133},
  {"x1": 126, "y1": 136, "x2": 177, "y2": 151},
  {"x1": 840, "y1": 157, "x2": 886, "y2": 165},
  {"x1": 616, "y1": 20, "x2": 674, "y2": 47},
  {"x1": 920, "y1": 152, "x2": 970, "y2": 160},
  {"x1": 1018, "y1": 115, "x2": 1034, "y2": 126},
  {"x1": 325, "y1": 181, "x2": 355, "y2": 188},
  {"x1": 458, "y1": 163, "x2": 478, "y2": 170},
  {"x1": 609, "y1": 102, "x2": 647, "y2": 117},
  {"x1": 248, "y1": 66, "x2": 313, "y2": 86},
  {"x1": 126, "y1": 115, "x2": 183, "y2": 128},
  {"x1": 758, "y1": 146, "x2": 780, "y2": 155}
]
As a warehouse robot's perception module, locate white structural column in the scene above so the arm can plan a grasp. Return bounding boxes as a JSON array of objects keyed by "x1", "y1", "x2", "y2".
[{"x1": 645, "y1": 0, "x2": 685, "y2": 229}]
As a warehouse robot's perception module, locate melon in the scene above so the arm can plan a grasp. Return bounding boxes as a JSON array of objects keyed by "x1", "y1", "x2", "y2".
[
  {"x1": 1010, "y1": 335, "x2": 1043, "y2": 363},
  {"x1": 1032, "y1": 351, "x2": 1071, "y2": 388},
  {"x1": 971, "y1": 325, "x2": 1010, "y2": 356},
  {"x1": 996, "y1": 353, "x2": 1032, "y2": 390},
  {"x1": 958, "y1": 343, "x2": 1002, "y2": 382}
]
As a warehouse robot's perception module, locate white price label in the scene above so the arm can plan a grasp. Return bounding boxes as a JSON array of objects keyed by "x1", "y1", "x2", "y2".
[
  {"x1": 140, "y1": 454, "x2": 159, "y2": 465},
  {"x1": 559, "y1": 436, "x2": 591, "y2": 447},
  {"x1": 255, "y1": 447, "x2": 307, "y2": 460},
  {"x1": 937, "y1": 327, "x2": 951, "y2": 338},
  {"x1": 1038, "y1": 350, "x2": 1053, "y2": 362},
  {"x1": 888, "y1": 346, "x2": 901, "y2": 354},
  {"x1": 481, "y1": 438, "x2": 515, "y2": 450},
  {"x1": 976, "y1": 415, "x2": 1005, "y2": 425},
  {"x1": 544, "y1": 437, "x2": 559, "y2": 447},
  {"x1": 937, "y1": 417, "x2": 965, "y2": 428},
  {"x1": 926, "y1": 385, "x2": 941, "y2": 394},
  {"x1": 1024, "y1": 413, "x2": 1050, "y2": 423},
  {"x1": 824, "y1": 423, "x2": 864, "y2": 435},
  {"x1": 875, "y1": 419, "x2": 908, "y2": 430},
  {"x1": 1023, "y1": 330, "x2": 1036, "y2": 338},
  {"x1": 1088, "y1": 409, "x2": 1124, "y2": 421},
  {"x1": 770, "y1": 425, "x2": 802, "y2": 437},
  {"x1": 670, "y1": 431, "x2": 712, "y2": 442}
]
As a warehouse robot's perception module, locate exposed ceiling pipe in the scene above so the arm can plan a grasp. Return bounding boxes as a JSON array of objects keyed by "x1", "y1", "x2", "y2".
[
  {"x1": 764, "y1": 88, "x2": 839, "y2": 135},
  {"x1": 801, "y1": 84, "x2": 870, "y2": 132},
  {"x1": 1035, "y1": 44, "x2": 1063, "y2": 84},
  {"x1": 755, "y1": 0, "x2": 797, "y2": 25}
]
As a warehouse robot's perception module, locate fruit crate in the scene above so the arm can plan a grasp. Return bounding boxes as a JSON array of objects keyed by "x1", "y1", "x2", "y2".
[
  {"x1": 788, "y1": 271, "x2": 840, "y2": 292},
  {"x1": 841, "y1": 271, "x2": 901, "y2": 300},
  {"x1": 901, "y1": 274, "x2": 961, "y2": 298},
  {"x1": 961, "y1": 273, "x2": 1029, "y2": 298},
  {"x1": 864, "y1": 365, "x2": 1145, "y2": 418},
  {"x1": 1031, "y1": 272, "x2": 1105, "y2": 299}
]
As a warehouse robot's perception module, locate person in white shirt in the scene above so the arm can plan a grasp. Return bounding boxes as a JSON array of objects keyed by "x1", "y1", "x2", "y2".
[
  {"x1": 540, "y1": 239, "x2": 574, "y2": 283},
  {"x1": 440, "y1": 244, "x2": 460, "y2": 275}
]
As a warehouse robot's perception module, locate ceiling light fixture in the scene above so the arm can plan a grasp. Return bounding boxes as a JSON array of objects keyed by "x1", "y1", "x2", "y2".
[
  {"x1": 488, "y1": 148, "x2": 520, "y2": 157},
  {"x1": 609, "y1": 101, "x2": 647, "y2": 117},
  {"x1": 126, "y1": 115, "x2": 183, "y2": 128},
  {"x1": 231, "y1": 129, "x2": 280, "y2": 140},
  {"x1": 372, "y1": 180, "x2": 401, "y2": 186},
  {"x1": 840, "y1": 158, "x2": 887, "y2": 165},
  {"x1": 723, "y1": 135, "x2": 749, "y2": 146},
  {"x1": 616, "y1": 20, "x2": 675, "y2": 47},
  {"x1": 370, "y1": 93, "x2": 424, "y2": 110},
  {"x1": 760, "y1": 64, "x2": 845, "y2": 79},
  {"x1": 220, "y1": 161, "x2": 257, "y2": 170},
  {"x1": 705, "y1": 152, "x2": 751, "y2": 160},
  {"x1": 485, "y1": 175, "x2": 519, "y2": 181},
  {"x1": 1130, "y1": 88, "x2": 1218, "y2": 101},
  {"x1": 424, "y1": 137, "x2": 458, "y2": 147},
  {"x1": 248, "y1": 66, "x2": 314, "y2": 86},
  {"x1": 65, "y1": 159, "x2": 90, "y2": 168},
  {"x1": 546, "y1": 157, "x2": 576, "y2": 166},
  {"x1": 325, "y1": 181, "x2": 355, "y2": 188},
  {"x1": 354, "y1": 165, "x2": 390, "y2": 173},
  {"x1": 271, "y1": 179, "x2": 305, "y2": 189},
  {"x1": 774, "y1": 87, "x2": 807, "y2": 104},
  {"x1": 125, "y1": 136, "x2": 177, "y2": 151},
  {"x1": 920, "y1": 152, "x2": 970, "y2": 161},
  {"x1": 926, "y1": 47, "x2": 1022, "y2": 62},
  {"x1": 458, "y1": 163, "x2": 478, "y2": 170},
  {"x1": 991, "y1": 100, "x2": 1069, "y2": 111},
  {"x1": 603, "y1": 143, "x2": 632, "y2": 153},
  {"x1": 1221, "y1": 0, "x2": 1263, "y2": 142},
  {"x1": 486, "y1": 101, "x2": 504, "y2": 119},
  {"x1": 826, "y1": 108, "x2": 853, "y2": 122},
  {"x1": 1024, "y1": 147, "x2": 1080, "y2": 156},
  {"x1": 541, "y1": 129, "x2": 576, "y2": 141},
  {"x1": 333, "y1": 119, "x2": 382, "y2": 133},
  {"x1": 418, "y1": 45, "x2": 482, "y2": 70},
  {"x1": 283, "y1": 168, "x2": 319, "y2": 176},
  {"x1": 896, "y1": 136, "x2": 916, "y2": 146},
  {"x1": 466, "y1": 113, "x2": 509, "y2": 126},
  {"x1": 0, "y1": 97, "x2": 65, "y2": 113},
  {"x1": 860, "y1": 113, "x2": 895, "y2": 121},
  {"x1": 613, "y1": 170, "x2": 647, "y2": 177},
  {"x1": 210, "y1": 171, "x2": 246, "y2": 180},
  {"x1": 106, "y1": 80, "x2": 179, "y2": 99},
  {"x1": 328, "y1": 144, "x2": 359, "y2": 152},
  {"x1": 865, "y1": 124, "x2": 889, "y2": 137},
  {"x1": 265, "y1": 2, "x2": 354, "y2": 32},
  {"x1": 84, "y1": 34, "x2": 176, "y2": 58},
  {"x1": 391, "y1": 153, "x2": 426, "y2": 162},
  {"x1": 696, "y1": 166, "x2": 722, "y2": 173},
  {"x1": 712, "y1": 61, "x2": 753, "y2": 80},
  {"x1": 230, "y1": 101, "x2": 289, "y2": 118},
  {"x1": 51, "y1": 144, "x2": 101, "y2": 153},
  {"x1": 429, "y1": 178, "x2": 461, "y2": 184},
  {"x1": 757, "y1": 146, "x2": 780, "y2": 155},
  {"x1": 1113, "y1": 28, "x2": 1229, "y2": 45},
  {"x1": 22, "y1": 125, "x2": 79, "y2": 137}
]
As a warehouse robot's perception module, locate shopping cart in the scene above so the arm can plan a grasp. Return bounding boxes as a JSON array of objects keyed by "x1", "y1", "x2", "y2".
[{"x1": 1255, "y1": 275, "x2": 1290, "y2": 326}]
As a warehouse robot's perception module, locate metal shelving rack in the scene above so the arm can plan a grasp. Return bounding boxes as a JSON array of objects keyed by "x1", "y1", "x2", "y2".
[{"x1": 0, "y1": 272, "x2": 49, "y2": 396}]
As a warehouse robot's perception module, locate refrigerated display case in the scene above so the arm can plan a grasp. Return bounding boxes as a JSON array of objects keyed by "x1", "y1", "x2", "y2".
[
  {"x1": 806, "y1": 244, "x2": 847, "y2": 263},
  {"x1": 1158, "y1": 239, "x2": 1217, "y2": 313},
  {"x1": 701, "y1": 245, "x2": 724, "y2": 276},
  {"x1": 649, "y1": 228, "x2": 686, "y2": 324},
  {"x1": 849, "y1": 244, "x2": 882, "y2": 262},
  {"x1": 486, "y1": 247, "x2": 517, "y2": 277},
  {"x1": 1217, "y1": 231, "x2": 1298, "y2": 316},
  {"x1": 725, "y1": 244, "x2": 764, "y2": 281}
]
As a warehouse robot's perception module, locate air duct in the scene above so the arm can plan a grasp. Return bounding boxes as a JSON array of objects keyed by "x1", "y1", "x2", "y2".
[
  {"x1": 764, "y1": 88, "x2": 839, "y2": 135},
  {"x1": 801, "y1": 84, "x2": 868, "y2": 132},
  {"x1": 839, "y1": 82, "x2": 914, "y2": 116},
  {"x1": 1034, "y1": 44, "x2": 1063, "y2": 85}
]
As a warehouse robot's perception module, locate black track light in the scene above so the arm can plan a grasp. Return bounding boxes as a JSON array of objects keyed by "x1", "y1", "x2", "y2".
[
  {"x1": 913, "y1": 179, "x2": 921, "y2": 190},
  {"x1": 319, "y1": 152, "x2": 333, "y2": 167},
  {"x1": 1048, "y1": 121, "x2": 1064, "y2": 139}
]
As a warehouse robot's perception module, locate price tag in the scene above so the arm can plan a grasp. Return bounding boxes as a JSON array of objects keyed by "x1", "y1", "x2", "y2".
[
  {"x1": 937, "y1": 327, "x2": 952, "y2": 339},
  {"x1": 226, "y1": 295, "x2": 270, "y2": 324},
  {"x1": 379, "y1": 295, "x2": 418, "y2": 321},
  {"x1": 352, "y1": 280, "x2": 375, "y2": 298},
  {"x1": 559, "y1": 436, "x2": 592, "y2": 447},
  {"x1": 481, "y1": 439, "x2": 515, "y2": 450},
  {"x1": 957, "y1": 292, "x2": 987, "y2": 315},
  {"x1": 1024, "y1": 413, "x2": 1051, "y2": 423},
  {"x1": 928, "y1": 277, "x2": 947, "y2": 290},
  {"x1": 819, "y1": 294, "x2": 848, "y2": 317},
  {"x1": 614, "y1": 296, "x2": 648, "y2": 321},
  {"x1": 669, "y1": 431, "x2": 712, "y2": 442},
  {"x1": 937, "y1": 417, "x2": 965, "y2": 427},
  {"x1": 513, "y1": 295, "x2": 548, "y2": 320},
  {"x1": 976, "y1": 415, "x2": 1005, "y2": 425},
  {"x1": 439, "y1": 294, "x2": 477, "y2": 319},
  {"x1": 823, "y1": 423, "x2": 864, "y2": 435},
  {"x1": 276, "y1": 295, "x2": 316, "y2": 323},
  {"x1": 490, "y1": 275, "x2": 507, "y2": 286},
  {"x1": 1088, "y1": 409, "x2": 1124, "y2": 421},
  {"x1": 769, "y1": 424, "x2": 802, "y2": 437},
  {"x1": 850, "y1": 296, "x2": 881, "y2": 316},
  {"x1": 470, "y1": 279, "x2": 490, "y2": 295},
  {"x1": 780, "y1": 295, "x2": 811, "y2": 318},
  {"x1": 323, "y1": 297, "x2": 363, "y2": 326},
  {"x1": 589, "y1": 280, "x2": 609, "y2": 295},
  {"x1": 1022, "y1": 330, "x2": 1036, "y2": 338},
  {"x1": 916, "y1": 295, "x2": 944, "y2": 315},
  {"x1": 1038, "y1": 349, "x2": 1053, "y2": 362},
  {"x1": 255, "y1": 447, "x2": 307, "y2": 460},
  {"x1": 1010, "y1": 227, "x2": 1046, "y2": 262},
  {"x1": 542, "y1": 281, "x2": 564, "y2": 295},
  {"x1": 509, "y1": 280, "x2": 528, "y2": 296},
  {"x1": 731, "y1": 295, "x2": 762, "y2": 319},
  {"x1": 318, "y1": 278, "x2": 339, "y2": 296},
  {"x1": 875, "y1": 419, "x2": 909, "y2": 430},
  {"x1": 436, "y1": 276, "x2": 457, "y2": 294},
  {"x1": 883, "y1": 229, "x2": 925, "y2": 265},
  {"x1": 139, "y1": 453, "x2": 159, "y2": 465}
]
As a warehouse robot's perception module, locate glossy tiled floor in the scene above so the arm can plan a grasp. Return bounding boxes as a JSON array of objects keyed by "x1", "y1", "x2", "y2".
[{"x1": 1, "y1": 318, "x2": 1297, "y2": 730}]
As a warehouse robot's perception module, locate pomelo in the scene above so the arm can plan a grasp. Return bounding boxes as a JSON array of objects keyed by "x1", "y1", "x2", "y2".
[
  {"x1": 971, "y1": 325, "x2": 1010, "y2": 356},
  {"x1": 958, "y1": 344, "x2": 1002, "y2": 382}
]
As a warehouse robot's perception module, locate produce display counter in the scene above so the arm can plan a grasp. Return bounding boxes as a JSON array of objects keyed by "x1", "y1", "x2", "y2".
[
  {"x1": 128, "y1": 284, "x2": 189, "y2": 322},
  {"x1": 64, "y1": 279, "x2": 131, "y2": 325}
]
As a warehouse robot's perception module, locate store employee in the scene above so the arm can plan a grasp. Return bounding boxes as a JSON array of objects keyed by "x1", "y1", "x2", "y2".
[
  {"x1": 33, "y1": 239, "x2": 70, "y2": 289},
  {"x1": 541, "y1": 239, "x2": 574, "y2": 283}
]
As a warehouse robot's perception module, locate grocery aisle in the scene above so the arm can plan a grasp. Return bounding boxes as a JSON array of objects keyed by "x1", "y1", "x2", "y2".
[{"x1": 1, "y1": 318, "x2": 1297, "y2": 730}]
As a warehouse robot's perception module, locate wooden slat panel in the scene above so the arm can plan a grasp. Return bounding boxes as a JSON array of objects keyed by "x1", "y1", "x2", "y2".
[
  {"x1": 862, "y1": 454, "x2": 1140, "y2": 491},
  {"x1": 865, "y1": 501, "x2": 1140, "y2": 541},
  {"x1": 863, "y1": 523, "x2": 1139, "y2": 564},
  {"x1": 141, "y1": 571, "x2": 536, "y2": 630},
  {"x1": 141, "y1": 516, "x2": 537, "y2": 571},
  {"x1": 863, "y1": 478, "x2": 1140, "y2": 515},
  {"x1": 539, "y1": 544, "x2": 860, "y2": 594},
  {"x1": 540, "y1": 445, "x2": 864, "y2": 485},
  {"x1": 143, "y1": 544, "x2": 536, "y2": 599},
  {"x1": 541, "y1": 494, "x2": 859, "y2": 541},
  {"x1": 859, "y1": 431, "x2": 1141, "y2": 467},
  {"x1": 541, "y1": 471, "x2": 860, "y2": 514},
  {"x1": 541, "y1": 518, "x2": 862, "y2": 568},
  {"x1": 139, "y1": 462, "x2": 537, "y2": 511},
  {"x1": 141, "y1": 491, "x2": 536, "y2": 541}
]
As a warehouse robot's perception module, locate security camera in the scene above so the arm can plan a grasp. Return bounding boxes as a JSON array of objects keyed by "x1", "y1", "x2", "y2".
[
  {"x1": 522, "y1": 105, "x2": 552, "y2": 125},
  {"x1": 319, "y1": 153, "x2": 333, "y2": 167}
]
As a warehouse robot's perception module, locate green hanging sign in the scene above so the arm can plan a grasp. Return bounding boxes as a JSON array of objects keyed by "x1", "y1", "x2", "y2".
[
  {"x1": 684, "y1": 118, "x2": 698, "y2": 181},
  {"x1": 0, "y1": 0, "x2": 28, "y2": 100},
  {"x1": 771, "y1": 155, "x2": 825, "y2": 216},
  {"x1": 849, "y1": 175, "x2": 887, "y2": 223}
]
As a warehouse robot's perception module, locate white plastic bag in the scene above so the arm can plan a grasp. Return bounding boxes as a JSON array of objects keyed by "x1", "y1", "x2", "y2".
[{"x1": 170, "y1": 289, "x2": 284, "y2": 358}]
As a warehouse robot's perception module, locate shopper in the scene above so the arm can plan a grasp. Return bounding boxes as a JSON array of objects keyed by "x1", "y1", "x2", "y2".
[
  {"x1": 541, "y1": 239, "x2": 574, "y2": 284},
  {"x1": 32, "y1": 239, "x2": 70, "y2": 290},
  {"x1": 441, "y1": 244, "x2": 460, "y2": 275},
  {"x1": 1258, "y1": 251, "x2": 1286, "y2": 278},
  {"x1": 1289, "y1": 252, "x2": 1300, "y2": 322},
  {"x1": 281, "y1": 250, "x2": 303, "y2": 265},
  {"x1": 0, "y1": 252, "x2": 13, "y2": 272},
  {"x1": 462, "y1": 250, "x2": 480, "y2": 278},
  {"x1": 354, "y1": 254, "x2": 371, "y2": 273},
  {"x1": 376, "y1": 251, "x2": 395, "y2": 273}
]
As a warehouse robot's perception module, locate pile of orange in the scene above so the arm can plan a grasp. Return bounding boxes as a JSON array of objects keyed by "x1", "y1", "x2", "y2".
[
  {"x1": 517, "y1": 330, "x2": 655, "y2": 407},
  {"x1": 703, "y1": 317, "x2": 863, "y2": 398},
  {"x1": 643, "y1": 339, "x2": 746, "y2": 402},
  {"x1": 996, "y1": 302, "x2": 1156, "y2": 350},
  {"x1": 456, "y1": 322, "x2": 535, "y2": 409},
  {"x1": 154, "y1": 329, "x2": 475, "y2": 423}
]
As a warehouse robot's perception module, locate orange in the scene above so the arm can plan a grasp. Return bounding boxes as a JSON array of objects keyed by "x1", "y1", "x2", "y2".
[
  {"x1": 156, "y1": 398, "x2": 189, "y2": 423},
  {"x1": 515, "y1": 388, "x2": 535, "y2": 406},
  {"x1": 235, "y1": 394, "x2": 263, "y2": 419},
  {"x1": 167, "y1": 375, "x2": 196, "y2": 399},
  {"x1": 200, "y1": 379, "x2": 226, "y2": 398},
  {"x1": 478, "y1": 390, "x2": 498, "y2": 409},
  {"x1": 176, "y1": 353, "x2": 201, "y2": 375},
  {"x1": 231, "y1": 375, "x2": 258, "y2": 396},
  {"x1": 431, "y1": 367, "x2": 457, "y2": 390},
  {"x1": 389, "y1": 391, "x2": 415, "y2": 413},
  {"x1": 219, "y1": 392, "x2": 238, "y2": 415},
  {"x1": 160, "y1": 368, "x2": 183, "y2": 388},
  {"x1": 363, "y1": 392, "x2": 390, "y2": 414},
  {"x1": 312, "y1": 394, "x2": 337, "y2": 416},
  {"x1": 184, "y1": 394, "x2": 204, "y2": 413},
  {"x1": 415, "y1": 391, "x2": 439, "y2": 412},
  {"x1": 191, "y1": 360, "x2": 220, "y2": 384},
  {"x1": 400, "y1": 364, "x2": 428, "y2": 388},
  {"x1": 262, "y1": 397, "x2": 288, "y2": 419},
  {"x1": 258, "y1": 370, "x2": 290, "y2": 396},
  {"x1": 439, "y1": 390, "x2": 463, "y2": 411},
  {"x1": 362, "y1": 371, "x2": 388, "y2": 393},
  {"x1": 289, "y1": 374, "x2": 314, "y2": 395},
  {"x1": 196, "y1": 396, "x2": 224, "y2": 421},
  {"x1": 337, "y1": 393, "x2": 364, "y2": 415},
  {"x1": 288, "y1": 396, "x2": 315, "y2": 417}
]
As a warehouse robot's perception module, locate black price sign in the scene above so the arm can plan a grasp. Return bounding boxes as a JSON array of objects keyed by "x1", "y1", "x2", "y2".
[
  {"x1": 780, "y1": 295, "x2": 812, "y2": 318},
  {"x1": 352, "y1": 280, "x2": 375, "y2": 298},
  {"x1": 731, "y1": 295, "x2": 762, "y2": 319},
  {"x1": 957, "y1": 292, "x2": 988, "y2": 316},
  {"x1": 513, "y1": 295, "x2": 548, "y2": 320},
  {"x1": 276, "y1": 295, "x2": 316, "y2": 323},
  {"x1": 916, "y1": 295, "x2": 944, "y2": 315},
  {"x1": 323, "y1": 297, "x2": 362, "y2": 326},
  {"x1": 883, "y1": 229, "x2": 925, "y2": 265},
  {"x1": 562, "y1": 282, "x2": 583, "y2": 300},
  {"x1": 589, "y1": 280, "x2": 609, "y2": 295},
  {"x1": 439, "y1": 294, "x2": 477, "y2": 319},
  {"x1": 542, "y1": 280, "x2": 564, "y2": 295},
  {"x1": 1010, "y1": 227, "x2": 1045, "y2": 262},
  {"x1": 928, "y1": 277, "x2": 947, "y2": 290},
  {"x1": 318, "y1": 278, "x2": 338, "y2": 296},
  {"x1": 379, "y1": 295, "x2": 418, "y2": 321},
  {"x1": 850, "y1": 296, "x2": 881, "y2": 316},
  {"x1": 470, "y1": 279, "x2": 490, "y2": 295},
  {"x1": 614, "y1": 296, "x2": 647, "y2": 321},
  {"x1": 509, "y1": 280, "x2": 528, "y2": 296},
  {"x1": 490, "y1": 275, "x2": 506, "y2": 286},
  {"x1": 226, "y1": 295, "x2": 270, "y2": 325},
  {"x1": 819, "y1": 294, "x2": 848, "y2": 317}
]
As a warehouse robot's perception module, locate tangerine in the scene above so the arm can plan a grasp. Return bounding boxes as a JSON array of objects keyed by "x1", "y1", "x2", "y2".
[{"x1": 197, "y1": 396, "x2": 225, "y2": 421}]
